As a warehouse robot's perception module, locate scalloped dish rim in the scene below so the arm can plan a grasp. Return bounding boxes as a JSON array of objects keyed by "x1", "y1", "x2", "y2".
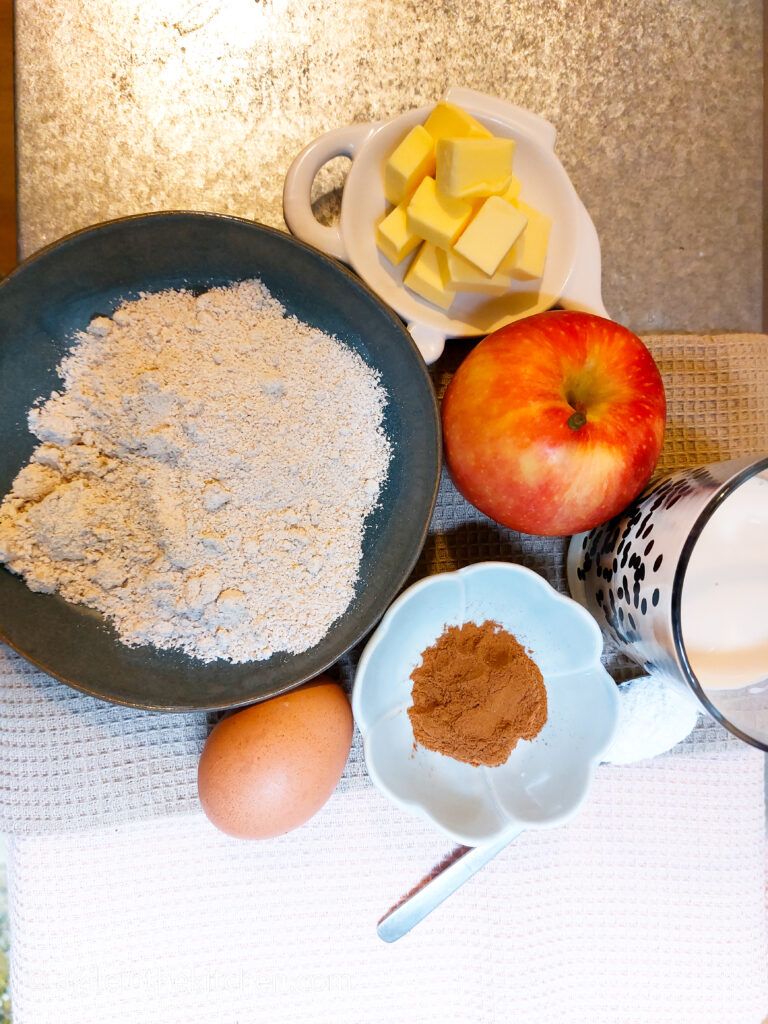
[{"x1": 352, "y1": 562, "x2": 620, "y2": 845}]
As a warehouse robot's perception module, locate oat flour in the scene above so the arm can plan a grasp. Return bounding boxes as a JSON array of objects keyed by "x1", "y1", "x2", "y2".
[{"x1": 0, "y1": 280, "x2": 391, "y2": 663}]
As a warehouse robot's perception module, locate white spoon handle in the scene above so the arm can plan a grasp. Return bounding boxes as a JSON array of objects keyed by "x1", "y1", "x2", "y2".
[{"x1": 377, "y1": 827, "x2": 524, "y2": 942}]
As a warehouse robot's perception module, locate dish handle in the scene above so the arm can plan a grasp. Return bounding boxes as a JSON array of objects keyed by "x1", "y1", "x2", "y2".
[
  {"x1": 407, "y1": 323, "x2": 448, "y2": 364},
  {"x1": 283, "y1": 122, "x2": 380, "y2": 263}
]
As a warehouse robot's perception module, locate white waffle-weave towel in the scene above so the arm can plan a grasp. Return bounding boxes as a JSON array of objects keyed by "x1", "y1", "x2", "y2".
[{"x1": 7, "y1": 751, "x2": 768, "y2": 1024}]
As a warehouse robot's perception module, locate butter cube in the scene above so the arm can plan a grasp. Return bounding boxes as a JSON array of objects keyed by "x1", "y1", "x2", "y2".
[
  {"x1": 405, "y1": 176, "x2": 473, "y2": 250},
  {"x1": 384, "y1": 124, "x2": 436, "y2": 205},
  {"x1": 404, "y1": 242, "x2": 455, "y2": 310},
  {"x1": 422, "y1": 101, "x2": 492, "y2": 141},
  {"x1": 376, "y1": 201, "x2": 422, "y2": 265},
  {"x1": 443, "y1": 247, "x2": 513, "y2": 296},
  {"x1": 435, "y1": 137, "x2": 516, "y2": 199},
  {"x1": 500, "y1": 199, "x2": 552, "y2": 280},
  {"x1": 498, "y1": 175, "x2": 522, "y2": 202},
  {"x1": 453, "y1": 196, "x2": 528, "y2": 276}
]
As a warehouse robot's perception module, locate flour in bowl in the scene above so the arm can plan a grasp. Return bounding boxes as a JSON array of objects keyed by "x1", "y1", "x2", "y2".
[{"x1": 0, "y1": 280, "x2": 392, "y2": 663}]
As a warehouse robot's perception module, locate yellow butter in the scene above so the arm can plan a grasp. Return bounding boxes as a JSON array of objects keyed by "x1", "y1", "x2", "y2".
[
  {"x1": 500, "y1": 199, "x2": 552, "y2": 280},
  {"x1": 376, "y1": 201, "x2": 422, "y2": 265},
  {"x1": 498, "y1": 174, "x2": 522, "y2": 202},
  {"x1": 453, "y1": 195, "x2": 528, "y2": 276},
  {"x1": 443, "y1": 247, "x2": 512, "y2": 296},
  {"x1": 404, "y1": 242, "x2": 455, "y2": 310},
  {"x1": 405, "y1": 176, "x2": 473, "y2": 250},
  {"x1": 384, "y1": 124, "x2": 436, "y2": 206},
  {"x1": 435, "y1": 137, "x2": 516, "y2": 199},
  {"x1": 422, "y1": 101, "x2": 492, "y2": 142}
]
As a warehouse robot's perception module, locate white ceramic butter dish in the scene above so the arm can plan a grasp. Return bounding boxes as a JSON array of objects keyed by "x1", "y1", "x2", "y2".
[{"x1": 283, "y1": 86, "x2": 607, "y2": 363}]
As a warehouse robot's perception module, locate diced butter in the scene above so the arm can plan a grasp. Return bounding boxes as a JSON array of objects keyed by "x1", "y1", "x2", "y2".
[
  {"x1": 403, "y1": 242, "x2": 455, "y2": 310},
  {"x1": 498, "y1": 175, "x2": 522, "y2": 202},
  {"x1": 500, "y1": 199, "x2": 552, "y2": 280},
  {"x1": 376, "y1": 201, "x2": 422, "y2": 265},
  {"x1": 405, "y1": 176, "x2": 474, "y2": 250},
  {"x1": 379, "y1": 100, "x2": 554, "y2": 308},
  {"x1": 435, "y1": 137, "x2": 516, "y2": 199},
  {"x1": 443, "y1": 247, "x2": 513, "y2": 296},
  {"x1": 453, "y1": 195, "x2": 528, "y2": 276},
  {"x1": 384, "y1": 124, "x2": 436, "y2": 205},
  {"x1": 422, "y1": 101, "x2": 492, "y2": 141}
]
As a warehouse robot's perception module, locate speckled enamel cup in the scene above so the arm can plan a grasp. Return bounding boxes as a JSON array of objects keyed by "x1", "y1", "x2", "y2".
[{"x1": 567, "y1": 456, "x2": 768, "y2": 750}]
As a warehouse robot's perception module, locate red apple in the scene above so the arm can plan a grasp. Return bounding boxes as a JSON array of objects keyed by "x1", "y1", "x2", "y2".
[{"x1": 442, "y1": 311, "x2": 666, "y2": 536}]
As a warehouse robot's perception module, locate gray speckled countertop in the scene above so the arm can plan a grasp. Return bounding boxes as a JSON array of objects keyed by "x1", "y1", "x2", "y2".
[{"x1": 13, "y1": 0, "x2": 764, "y2": 333}]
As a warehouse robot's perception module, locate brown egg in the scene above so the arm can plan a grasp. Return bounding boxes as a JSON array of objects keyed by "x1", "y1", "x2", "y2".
[{"x1": 197, "y1": 676, "x2": 353, "y2": 839}]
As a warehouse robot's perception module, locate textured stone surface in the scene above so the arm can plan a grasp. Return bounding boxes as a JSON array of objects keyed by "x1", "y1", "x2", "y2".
[{"x1": 14, "y1": 0, "x2": 764, "y2": 330}]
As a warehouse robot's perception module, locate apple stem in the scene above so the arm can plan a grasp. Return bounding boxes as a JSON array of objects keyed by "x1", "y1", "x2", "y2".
[{"x1": 567, "y1": 411, "x2": 587, "y2": 430}]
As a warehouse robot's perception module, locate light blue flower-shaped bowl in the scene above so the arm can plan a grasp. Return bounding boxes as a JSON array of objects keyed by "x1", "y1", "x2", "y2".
[{"x1": 353, "y1": 562, "x2": 619, "y2": 846}]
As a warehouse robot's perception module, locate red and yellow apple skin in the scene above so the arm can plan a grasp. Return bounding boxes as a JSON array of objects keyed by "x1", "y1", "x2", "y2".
[{"x1": 441, "y1": 311, "x2": 666, "y2": 536}]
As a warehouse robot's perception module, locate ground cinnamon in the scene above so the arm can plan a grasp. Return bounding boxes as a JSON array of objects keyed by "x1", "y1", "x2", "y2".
[{"x1": 408, "y1": 620, "x2": 547, "y2": 767}]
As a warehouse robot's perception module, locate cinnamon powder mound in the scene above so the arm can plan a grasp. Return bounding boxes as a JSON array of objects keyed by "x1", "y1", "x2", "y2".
[{"x1": 408, "y1": 620, "x2": 547, "y2": 767}]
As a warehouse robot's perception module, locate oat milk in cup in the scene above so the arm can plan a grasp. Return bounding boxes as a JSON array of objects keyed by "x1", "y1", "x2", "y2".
[{"x1": 566, "y1": 456, "x2": 768, "y2": 749}]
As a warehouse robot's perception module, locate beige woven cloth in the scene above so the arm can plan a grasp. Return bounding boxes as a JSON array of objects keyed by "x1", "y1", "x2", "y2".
[{"x1": 0, "y1": 332, "x2": 766, "y2": 836}]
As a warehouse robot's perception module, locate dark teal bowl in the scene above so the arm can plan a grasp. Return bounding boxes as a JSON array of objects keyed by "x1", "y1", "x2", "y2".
[{"x1": 0, "y1": 212, "x2": 441, "y2": 710}]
